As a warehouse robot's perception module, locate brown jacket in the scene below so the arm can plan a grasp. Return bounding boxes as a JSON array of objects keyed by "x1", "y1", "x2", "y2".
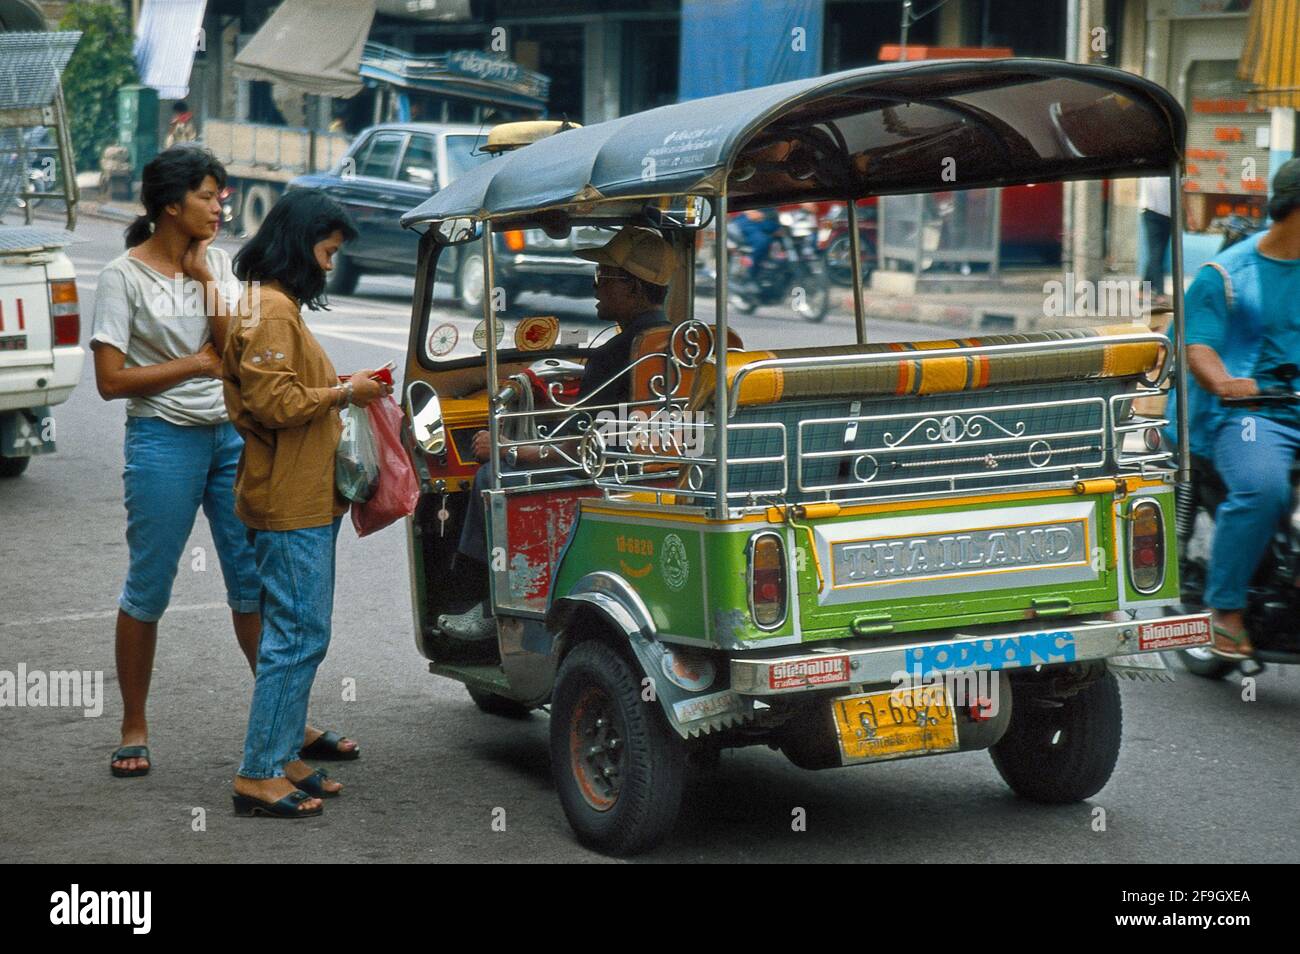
[{"x1": 222, "y1": 283, "x2": 346, "y2": 531}]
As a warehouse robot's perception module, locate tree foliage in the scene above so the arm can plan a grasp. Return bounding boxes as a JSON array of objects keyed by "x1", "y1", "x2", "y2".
[{"x1": 58, "y1": 2, "x2": 139, "y2": 171}]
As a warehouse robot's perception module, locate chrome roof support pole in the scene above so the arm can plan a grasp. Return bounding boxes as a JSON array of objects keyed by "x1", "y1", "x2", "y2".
[
  {"x1": 714, "y1": 193, "x2": 730, "y2": 518},
  {"x1": 1167, "y1": 167, "x2": 1190, "y2": 484},
  {"x1": 848, "y1": 200, "x2": 867, "y2": 344},
  {"x1": 483, "y1": 222, "x2": 501, "y2": 492}
]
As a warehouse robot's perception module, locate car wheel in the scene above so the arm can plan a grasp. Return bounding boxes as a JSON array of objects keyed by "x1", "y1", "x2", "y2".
[
  {"x1": 326, "y1": 253, "x2": 361, "y2": 295},
  {"x1": 240, "y1": 184, "x2": 277, "y2": 234},
  {"x1": 990, "y1": 670, "x2": 1121, "y2": 803},
  {"x1": 457, "y1": 249, "x2": 487, "y2": 316},
  {"x1": 550, "y1": 640, "x2": 686, "y2": 856},
  {"x1": 0, "y1": 455, "x2": 30, "y2": 478},
  {"x1": 466, "y1": 685, "x2": 532, "y2": 719}
]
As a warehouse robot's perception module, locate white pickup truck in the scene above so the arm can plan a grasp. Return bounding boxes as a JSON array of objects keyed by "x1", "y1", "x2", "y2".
[
  {"x1": 0, "y1": 21, "x2": 84, "y2": 477},
  {"x1": 0, "y1": 227, "x2": 82, "y2": 477}
]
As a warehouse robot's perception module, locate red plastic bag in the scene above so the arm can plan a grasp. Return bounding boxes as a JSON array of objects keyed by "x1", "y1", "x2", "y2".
[{"x1": 351, "y1": 395, "x2": 419, "y2": 537}]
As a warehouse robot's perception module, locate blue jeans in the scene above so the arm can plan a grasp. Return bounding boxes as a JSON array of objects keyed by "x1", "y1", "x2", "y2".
[
  {"x1": 1206, "y1": 415, "x2": 1300, "y2": 610},
  {"x1": 238, "y1": 516, "x2": 342, "y2": 779},
  {"x1": 120, "y1": 416, "x2": 260, "y2": 622}
]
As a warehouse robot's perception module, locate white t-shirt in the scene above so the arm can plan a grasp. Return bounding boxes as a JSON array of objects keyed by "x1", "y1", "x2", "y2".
[
  {"x1": 90, "y1": 246, "x2": 242, "y2": 426},
  {"x1": 1139, "y1": 177, "x2": 1171, "y2": 218}
]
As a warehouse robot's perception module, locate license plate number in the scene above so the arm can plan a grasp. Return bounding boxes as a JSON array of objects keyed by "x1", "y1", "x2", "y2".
[
  {"x1": 831, "y1": 685, "x2": 959, "y2": 764},
  {"x1": 0, "y1": 335, "x2": 27, "y2": 351}
]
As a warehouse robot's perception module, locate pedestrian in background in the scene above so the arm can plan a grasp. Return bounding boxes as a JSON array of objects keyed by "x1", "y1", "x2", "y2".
[
  {"x1": 164, "y1": 101, "x2": 198, "y2": 149},
  {"x1": 1140, "y1": 176, "x2": 1172, "y2": 305},
  {"x1": 224, "y1": 189, "x2": 389, "y2": 818}
]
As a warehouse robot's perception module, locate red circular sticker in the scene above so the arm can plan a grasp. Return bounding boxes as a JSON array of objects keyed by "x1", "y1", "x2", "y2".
[{"x1": 515, "y1": 315, "x2": 559, "y2": 351}]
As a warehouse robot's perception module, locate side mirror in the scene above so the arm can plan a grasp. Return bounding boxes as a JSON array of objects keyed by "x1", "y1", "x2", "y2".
[{"x1": 406, "y1": 380, "x2": 445, "y2": 455}]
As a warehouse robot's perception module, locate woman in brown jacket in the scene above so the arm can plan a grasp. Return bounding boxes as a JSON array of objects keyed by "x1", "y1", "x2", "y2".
[{"x1": 223, "y1": 190, "x2": 389, "y2": 818}]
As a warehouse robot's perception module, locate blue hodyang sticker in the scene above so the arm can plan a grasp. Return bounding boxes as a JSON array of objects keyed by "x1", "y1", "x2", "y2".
[{"x1": 908, "y1": 631, "x2": 1077, "y2": 675}]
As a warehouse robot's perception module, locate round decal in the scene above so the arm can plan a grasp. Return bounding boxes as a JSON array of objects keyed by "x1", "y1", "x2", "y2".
[
  {"x1": 472, "y1": 318, "x2": 506, "y2": 351},
  {"x1": 514, "y1": 315, "x2": 559, "y2": 351},
  {"x1": 660, "y1": 532, "x2": 689, "y2": 591},
  {"x1": 426, "y1": 322, "x2": 459, "y2": 358},
  {"x1": 659, "y1": 648, "x2": 715, "y2": 692}
]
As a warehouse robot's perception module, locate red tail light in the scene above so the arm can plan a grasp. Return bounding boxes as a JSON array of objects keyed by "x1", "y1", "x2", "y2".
[
  {"x1": 49, "y1": 279, "x2": 79, "y2": 346},
  {"x1": 748, "y1": 531, "x2": 787, "y2": 630},
  {"x1": 1129, "y1": 498, "x2": 1165, "y2": 594}
]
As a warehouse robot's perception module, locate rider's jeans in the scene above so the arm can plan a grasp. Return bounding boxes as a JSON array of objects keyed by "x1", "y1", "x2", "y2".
[{"x1": 1206, "y1": 415, "x2": 1300, "y2": 610}]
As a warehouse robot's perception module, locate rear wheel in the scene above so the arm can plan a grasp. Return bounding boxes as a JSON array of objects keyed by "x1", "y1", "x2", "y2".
[
  {"x1": 550, "y1": 641, "x2": 685, "y2": 856},
  {"x1": 990, "y1": 670, "x2": 1121, "y2": 803},
  {"x1": 0, "y1": 455, "x2": 30, "y2": 478},
  {"x1": 326, "y1": 253, "x2": 361, "y2": 295},
  {"x1": 466, "y1": 685, "x2": 532, "y2": 719}
]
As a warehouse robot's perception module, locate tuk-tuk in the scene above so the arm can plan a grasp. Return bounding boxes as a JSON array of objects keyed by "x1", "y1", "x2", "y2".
[{"x1": 395, "y1": 58, "x2": 1209, "y2": 855}]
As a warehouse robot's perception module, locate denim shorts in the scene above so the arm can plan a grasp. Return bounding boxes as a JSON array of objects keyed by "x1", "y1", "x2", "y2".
[{"x1": 119, "y1": 415, "x2": 260, "y2": 622}]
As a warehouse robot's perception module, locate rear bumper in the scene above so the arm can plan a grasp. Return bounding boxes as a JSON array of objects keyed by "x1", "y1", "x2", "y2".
[
  {"x1": 0, "y1": 348, "x2": 82, "y2": 412},
  {"x1": 730, "y1": 612, "x2": 1211, "y2": 696}
]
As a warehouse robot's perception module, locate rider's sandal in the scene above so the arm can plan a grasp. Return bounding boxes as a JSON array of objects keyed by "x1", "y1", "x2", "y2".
[
  {"x1": 1209, "y1": 624, "x2": 1253, "y2": 661},
  {"x1": 110, "y1": 745, "x2": 151, "y2": 778},
  {"x1": 290, "y1": 768, "x2": 341, "y2": 799},
  {"x1": 232, "y1": 789, "x2": 323, "y2": 819}
]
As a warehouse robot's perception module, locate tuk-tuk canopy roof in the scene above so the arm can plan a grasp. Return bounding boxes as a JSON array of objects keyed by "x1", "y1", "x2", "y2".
[{"x1": 401, "y1": 58, "x2": 1185, "y2": 231}]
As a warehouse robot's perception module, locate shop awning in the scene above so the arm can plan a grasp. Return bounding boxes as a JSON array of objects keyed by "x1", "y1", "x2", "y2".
[
  {"x1": 134, "y1": 0, "x2": 207, "y2": 100},
  {"x1": 233, "y1": 0, "x2": 376, "y2": 98},
  {"x1": 1239, "y1": 0, "x2": 1300, "y2": 108}
]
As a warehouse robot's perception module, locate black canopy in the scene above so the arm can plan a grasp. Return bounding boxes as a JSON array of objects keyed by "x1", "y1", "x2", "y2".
[{"x1": 401, "y1": 58, "x2": 1185, "y2": 230}]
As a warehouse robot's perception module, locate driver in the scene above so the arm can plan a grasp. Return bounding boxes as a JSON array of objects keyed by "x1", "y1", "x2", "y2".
[
  {"x1": 439, "y1": 226, "x2": 674, "y2": 643},
  {"x1": 1184, "y1": 158, "x2": 1300, "y2": 659}
]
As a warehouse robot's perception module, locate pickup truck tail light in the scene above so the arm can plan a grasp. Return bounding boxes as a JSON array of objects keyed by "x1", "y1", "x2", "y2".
[
  {"x1": 503, "y1": 230, "x2": 526, "y2": 251},
  {"x1": 1129, "y1": 498, "x2": 1165, "y2": 594},
  {"x1": 49, "y1": 279, "x2": 79, "y2": 346},
  {"x1": 748, "y1": 531, "x2": 787, "y2": 630}
]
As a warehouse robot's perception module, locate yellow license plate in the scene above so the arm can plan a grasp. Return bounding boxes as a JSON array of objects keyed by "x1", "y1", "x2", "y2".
[{"x1": 831, "y1": 685, "x2": 960, "y2": 764}]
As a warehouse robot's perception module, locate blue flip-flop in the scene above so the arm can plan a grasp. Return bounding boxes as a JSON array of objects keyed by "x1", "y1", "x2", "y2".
[{"x1": 110, "y1": 745, "x2": 151, "y2": 778}]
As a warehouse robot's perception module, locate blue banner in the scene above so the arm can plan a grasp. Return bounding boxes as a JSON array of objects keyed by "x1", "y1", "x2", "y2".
[{"x1": 679, "y1": 0, "x2": 825, "y2": 101}]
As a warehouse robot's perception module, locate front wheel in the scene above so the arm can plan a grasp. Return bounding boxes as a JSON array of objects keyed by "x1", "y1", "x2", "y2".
[
  {"x1": 1177, "y1": 646, "x2": 1236, "y2": 680},
  {"x1": 457, "y1": 248, "x2": 487, "y2": 315},
  {"x1": 0, "y1": 455, "x2": 30, "y2": 478},
  {"x1": 990, "y1": 670, "x2": 1121, "y2": 803},
  {"x1": 792, "y1": 268, "x2": 830, "y2": 322},
  {"x1": 549, "y1": 641, "x2": 686, "y2": 856}
]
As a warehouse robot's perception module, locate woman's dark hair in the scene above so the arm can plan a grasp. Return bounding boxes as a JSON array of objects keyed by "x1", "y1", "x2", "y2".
[
  {"x1": 232, "y1": 189, "x2": 359, "y2": 311},
  {"x1": 124, "y1": 146, "x2": 227, "y2": 248}
]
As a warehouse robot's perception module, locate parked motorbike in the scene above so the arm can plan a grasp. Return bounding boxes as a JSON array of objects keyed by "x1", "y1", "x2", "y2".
[
  {"x1": 1175, "y1": 363, "x2": 1300, "y2": 678},
  {"x1": 726, "y1": 217, "x2": 831, "y2": 322},
  {"x1": 821, "y1": 201, "x2": 877, "y2": 287}
]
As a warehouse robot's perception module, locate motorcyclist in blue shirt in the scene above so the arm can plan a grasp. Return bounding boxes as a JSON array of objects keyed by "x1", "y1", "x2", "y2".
[
  {"x1": 1182, "y1": 158, "x2": 1300, "y2": 658},
  {"x1": 728, "y1": 208, "x2": 782, "y2": 286}
]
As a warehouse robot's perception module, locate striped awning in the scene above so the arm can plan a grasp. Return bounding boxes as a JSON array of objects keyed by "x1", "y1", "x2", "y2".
[
  {"x1": 1239, "y1": 0, "x2": 1300, "y2": 109},
  {"x1": 134, "y1": 0, "x2": 207, "y2": 100}
]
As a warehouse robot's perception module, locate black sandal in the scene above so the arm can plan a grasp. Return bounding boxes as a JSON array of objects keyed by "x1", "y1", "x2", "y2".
[
  {"x1": 110, "y1": 745, "x2": 151, "y2": 778},
  {"x1": 232, "y1": 789, "x2": 322, "y2": 818},
  {"x1": 300, "y1": 730, "x2": 360, "y2": 761},
  {"x1": 290, "y1": 768, "x2": 340, "y2": 799}
]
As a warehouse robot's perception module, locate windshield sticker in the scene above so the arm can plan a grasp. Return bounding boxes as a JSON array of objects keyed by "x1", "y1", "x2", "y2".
[
  {"x1": 472, "y1": 319, "x2": 506, "y2": 350},
  {"x1": 515, "y1": 315, "x2": 559, "y2": 351},
  {"x1": 427, "y1": 322, "x2": 459, "y2": 357}
]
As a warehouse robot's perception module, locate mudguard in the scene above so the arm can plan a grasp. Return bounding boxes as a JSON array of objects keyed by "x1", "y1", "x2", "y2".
[{"x1": 547, "y1": 571, "x2": 754, "y2": 739}]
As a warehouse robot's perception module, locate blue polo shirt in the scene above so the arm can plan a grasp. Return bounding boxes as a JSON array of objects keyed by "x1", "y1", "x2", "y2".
[{"x1": 1179, "y1": 233, "x2": 1300, "y2": 455}]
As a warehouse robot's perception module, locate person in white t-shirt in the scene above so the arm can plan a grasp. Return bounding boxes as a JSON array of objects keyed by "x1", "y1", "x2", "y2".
[
  {"x1": 90, "y1": 147, "x2": 359, "y2": 780},
  {"x1": 1140, "y1": 176, "x2": 1172, "y2": 302}
]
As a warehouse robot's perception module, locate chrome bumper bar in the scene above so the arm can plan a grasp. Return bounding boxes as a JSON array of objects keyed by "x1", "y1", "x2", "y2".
[{"x1": 730, "y1": 613, "x2": 1212, "y2": 696}]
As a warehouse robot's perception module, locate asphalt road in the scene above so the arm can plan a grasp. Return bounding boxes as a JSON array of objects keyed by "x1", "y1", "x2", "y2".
[{"x1": 2, "y1": 213, "x2": 1297, "y2": 863}]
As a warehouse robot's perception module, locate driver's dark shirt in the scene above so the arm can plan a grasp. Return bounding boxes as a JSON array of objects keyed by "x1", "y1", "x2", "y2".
[{"x1": 575, "y1": 308, "x2": 669, "y2": 407}]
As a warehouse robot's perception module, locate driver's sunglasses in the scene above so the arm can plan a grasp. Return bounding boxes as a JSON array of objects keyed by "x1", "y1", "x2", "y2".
[{"x1": 594, "y1": 267, "x2": 634, "y2": 289}]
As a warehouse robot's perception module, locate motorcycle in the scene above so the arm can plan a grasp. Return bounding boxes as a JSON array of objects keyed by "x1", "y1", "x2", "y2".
[
  {"x1": 821, "y1": 201, "x2": 878, "y2": 287},
  {"x1": 726, "y1": 216, "x2": 831, "y2": 322},
  {"x1": 1175, "y1": 363, "x2": 1300, "y2": 678}
]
